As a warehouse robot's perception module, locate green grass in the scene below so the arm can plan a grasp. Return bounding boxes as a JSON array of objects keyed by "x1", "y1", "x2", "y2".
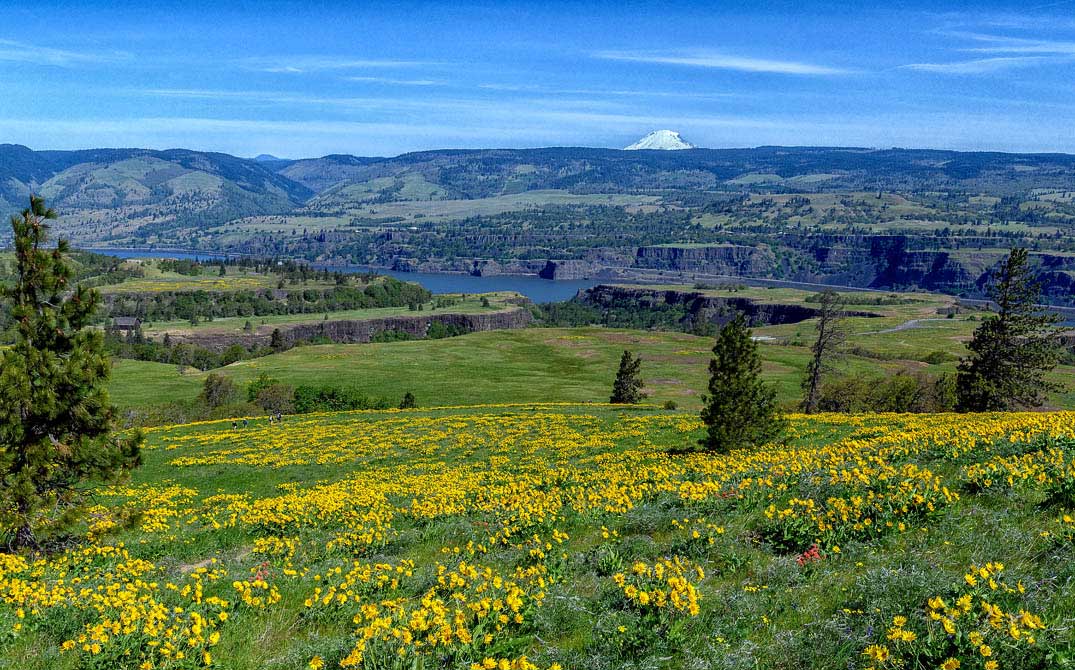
[
  {"x1": 144, "y1": 292, "x2": 521, "y2": 335},
  {"x1": 98, "y1": 259, "x2": 343, "y2": 294},
  {"x1": 4, "y1": 405, "x2": 1074, "y2": 670},
  {"x1": 109, "y1": 358, "x2": 207, "y2": 410},
  {"x1": 211, "y1": 190, "x2": 660, "y2": 237},
  {"x1": 108, "y1": 326, "x2": 978, "y2": 413}
]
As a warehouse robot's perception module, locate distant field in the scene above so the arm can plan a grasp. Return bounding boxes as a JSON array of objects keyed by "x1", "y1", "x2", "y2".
[
  {"x1": 702, "y1": 191, "x2": 1069, "y2": 235},
  {"x1": 144, "y1": 292, "x2": 522, "y2": 335},
  {"x1": 207, "y1": 190, "x2": 660, "y2": 240},
  {"x1": 98, "y1": 259, "x2": 345, "y2": 294},
  {"x1": 314, "y1": 189, "x2": 660, "y2": 223}
]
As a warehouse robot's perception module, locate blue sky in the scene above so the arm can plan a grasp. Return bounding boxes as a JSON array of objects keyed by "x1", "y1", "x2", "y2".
[{"x1": 2, "y1": 0, "x2": 1075, "y2": 157}]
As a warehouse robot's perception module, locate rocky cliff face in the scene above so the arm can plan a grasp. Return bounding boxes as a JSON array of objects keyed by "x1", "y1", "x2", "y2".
[
  {"x1": 164, "y1": 307, "x2": 533, "y2": 351},
  {"x1": 538, "y1": 260, "x2": 594, "y2": 280},
  {"x1": 634, "y1": 244, "x2": 777, "y2": 276},
  {"x1": 581, "y1": 285, "x2": 877, "y2": 327},
  {"x1": 389, "y1": 257, "x2": 547, "y2": 276},
  {"x1": 629, "y1": 239, "x2": 1075, "y2": 305}
]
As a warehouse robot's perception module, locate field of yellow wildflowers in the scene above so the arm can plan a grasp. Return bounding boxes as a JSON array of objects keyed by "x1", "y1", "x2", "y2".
[{"x1": 1, "y1": 405, "x2": 1074, "y2": 669}]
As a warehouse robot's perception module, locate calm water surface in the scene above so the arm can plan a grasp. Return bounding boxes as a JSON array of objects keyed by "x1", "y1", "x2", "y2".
[{"x1": 84, "y1": 249, "x2": 599, "y2": 303}]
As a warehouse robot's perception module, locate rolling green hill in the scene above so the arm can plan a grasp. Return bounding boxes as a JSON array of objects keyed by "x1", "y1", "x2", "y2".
[
  {"x1": 107, "y1": 323, "x2": 1075, "y2": 418},
  {"x1": 0, "y1": 144, "x2": 311, "y2": 245}
]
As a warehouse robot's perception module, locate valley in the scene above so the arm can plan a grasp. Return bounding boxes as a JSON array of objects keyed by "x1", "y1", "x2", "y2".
[{"x1": 5, "y1": 144, "x2": 1075, "y2": 305}]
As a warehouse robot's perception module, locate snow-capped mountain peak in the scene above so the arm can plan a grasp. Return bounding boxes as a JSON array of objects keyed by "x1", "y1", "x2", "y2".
[{"x1": 624, "y1": 130, "x2": 695, "y2": 151}]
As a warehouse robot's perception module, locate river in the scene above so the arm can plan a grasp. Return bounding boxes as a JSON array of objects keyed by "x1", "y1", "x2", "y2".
[
  {"x1": 82, "y1": 248, "x2": 1075, "y2": 322},
  {"x1": 83, "y1": 249, "x2": 600, "y2": 303}
]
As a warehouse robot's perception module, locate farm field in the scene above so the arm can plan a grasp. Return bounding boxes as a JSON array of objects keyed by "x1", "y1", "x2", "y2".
[
  {"x1": 206, "y1": 190, "x2": 662, "y2": 241},
  {"x1": 1, "y1": 405, "x2": 1074, "y2": 669}
]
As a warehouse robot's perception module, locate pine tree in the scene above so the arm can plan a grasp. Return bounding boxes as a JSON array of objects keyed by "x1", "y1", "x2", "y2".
[
  {"x1": 698, "y1": 315, "x2": 784, "y2": 453},
  {"x1": 0, "y1": 196, "x2": 141, "y2": 550},
  {"x1": 610, "y1": 350, "x2": 646, "y2": 404},
  {"x1": 399, "y1": 391, "x2": 417, "y2": 409},
  {"x1": 801, "y1": 290, "x2": 846, "y2": 413},
  {"x1": 956, "y1": 248, "x2": 1063, "y2": 411},
  {"x1": 270, "y1": 327, "x2": 284, "y2": 352}
]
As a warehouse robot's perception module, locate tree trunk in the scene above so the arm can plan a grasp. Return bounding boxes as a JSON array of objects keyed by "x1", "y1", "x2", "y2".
[{"x1": 12, "y1": 523, "x2": 36, "y2": 551}]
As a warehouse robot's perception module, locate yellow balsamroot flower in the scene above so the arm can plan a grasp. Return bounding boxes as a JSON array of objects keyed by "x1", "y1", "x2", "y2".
[
  {"x1": 866, "y1": 559, "x2": 1050, "y2": 669},
  {"x1": 10, "y1": 408, "x2": 1075, "y2": 669},
  {"x1": 613, "y1": 556, "x2": 702, "y2": 618},
  {"x1": 308, "y1": 656, "x2": 325, "y2": 670},
  {"x1": 863, "y1": 645, "x2": 890, "y2": 662}
]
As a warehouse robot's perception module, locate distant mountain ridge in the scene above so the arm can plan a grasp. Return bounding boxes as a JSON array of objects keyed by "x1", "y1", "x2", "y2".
[
  {"x1": 0, "y1": 143, "x2": 310, "y2": 216},
  {"x1": 5, "y1": 142, "x2": 1075, "y2": 245}
]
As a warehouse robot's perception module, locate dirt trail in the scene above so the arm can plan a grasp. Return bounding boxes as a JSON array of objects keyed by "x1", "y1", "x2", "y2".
[{"x1": 858, "y1": 318, "x2": 951, "y2": 336}]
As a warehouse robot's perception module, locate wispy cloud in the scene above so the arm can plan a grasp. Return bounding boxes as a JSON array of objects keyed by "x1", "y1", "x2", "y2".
[
  {"x1": 951, "y1": 31, "x2": 1075, "y2": 54},
  {"x1": 137, "y1": 88, "x2": 632, "y2": 115},
  {"x1": 477, "y1": 83, "x2": 738, "y2": 100},
  {"x1": 0, "y1": 38, "x2": 129, "y2": 66},
  {"x1": 142, "y1": 88, "x2": 430, "y2": 109},
  {"x1": 240, "y1": 56, "x2": 435, "y2": 74},
  {"x1": 899, "y1": 56, "x2": 1055, "y2": 74},
  {"x1": 594, "y1": 50, "x2": 852, "y2": 75},
  {"x1": 900, "y1": 31, "x2": 1075, "y2": 75},
  {"x1": 344, "y1": 76, "x2": 446, "y2": 86}
]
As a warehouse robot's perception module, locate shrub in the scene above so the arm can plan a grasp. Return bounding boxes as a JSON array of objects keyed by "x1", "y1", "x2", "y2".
[
  {"x1": 293, "y1": 386, "x2": 391, "y2": 413},
  {"x1": 817, "y1": 371, "x2": 956, "y2": 413},
  {"x1": 255, "y1": 384, "x2": 295, "y2": 414},
  {"x1": 247, "y1": 373, "x2": 280, "y2": 402},
  {"x1": 198, "y1": 374, "x2": 239, "y2": 409},
  {"x1": 426, "y1": 321, "x2": 468, "y2": 339},
  {"x1": 922, "y1": 350, "x2": 958, "y2": 365}
]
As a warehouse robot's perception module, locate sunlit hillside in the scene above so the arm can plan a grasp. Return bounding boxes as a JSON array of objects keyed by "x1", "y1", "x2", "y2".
[{"x1": 2, "y1": 405, "x2": 1073, "y2": 669}]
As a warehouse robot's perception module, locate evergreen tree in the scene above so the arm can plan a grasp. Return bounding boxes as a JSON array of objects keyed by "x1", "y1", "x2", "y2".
[
  {"x1": 801, "y1": 290, "x2": 846, "y2": 413},
  {"x1": 0, "y1": 196, "x2": 141, "y2": 549},
  {"x1": 956, "y1": 248, "x2": 1063, "y2": 411},
  {"x1": 270, "y1": 327, "x2": 284, "y2": 352},
  {"x1": 399, "y1": 391, "x2": 417, "y2": 409},
  {"x1": 610, "y1": 350, "x2": 646, "y2": 404},
  {"x1": 698, "y1": 315, "x2": 784, "y2": 453}
]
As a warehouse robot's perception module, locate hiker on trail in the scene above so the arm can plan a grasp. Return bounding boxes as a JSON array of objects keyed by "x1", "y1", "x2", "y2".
[
  {"x1": 231, "y1": 421, "x2": 237, "y2": 429},
  {"x1": 268, "y1": 415, "x2": 274, "y2": 425},
  {"x1": 242, "y1": 418, "x2": 249, "y2": 428}
]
